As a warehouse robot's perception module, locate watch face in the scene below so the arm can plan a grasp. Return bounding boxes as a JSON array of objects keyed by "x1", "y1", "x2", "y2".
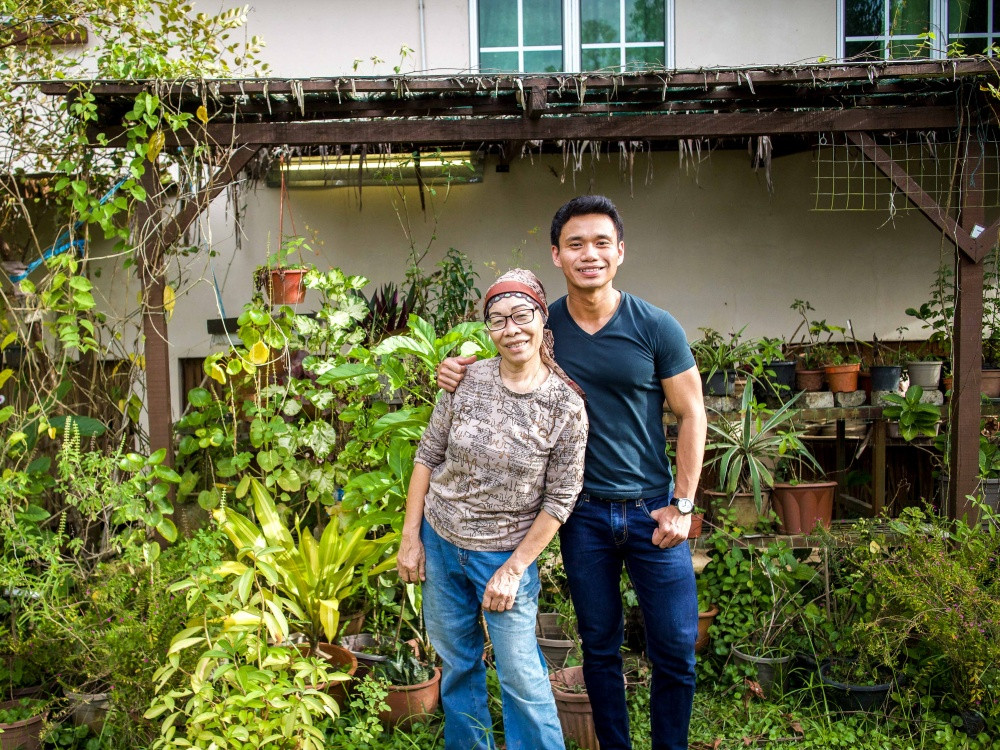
[{"x1": 676, "y1": 497, "x2": 695, "y2": 514}]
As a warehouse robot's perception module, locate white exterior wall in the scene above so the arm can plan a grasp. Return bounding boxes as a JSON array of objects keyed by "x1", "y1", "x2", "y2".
[
  {"x1": 70, "y1": 1, "x2": 945, "y2": 417},
  {"x1": 675, "y1": 0, "x2": 836, "y2": 67},
  {"x1": 157, "y1": 149, "x2": 943, "y2": 416}
]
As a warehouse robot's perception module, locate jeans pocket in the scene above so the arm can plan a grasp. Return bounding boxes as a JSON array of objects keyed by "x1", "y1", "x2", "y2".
[{"x1": 638, "y1": 494, "x2": 670, "y2": 520}]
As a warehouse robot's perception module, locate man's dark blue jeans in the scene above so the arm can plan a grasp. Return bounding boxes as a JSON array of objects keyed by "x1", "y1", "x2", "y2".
[{"x1": 560, "y1": 492, "x2": 698, "y2": 750}]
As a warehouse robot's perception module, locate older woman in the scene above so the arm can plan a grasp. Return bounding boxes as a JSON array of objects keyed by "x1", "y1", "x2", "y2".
[{"x1": 397, "y1": 269, "x2": 587, "y2": 750}]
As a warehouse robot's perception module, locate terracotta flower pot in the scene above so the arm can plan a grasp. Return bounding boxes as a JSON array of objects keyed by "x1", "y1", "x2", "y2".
[
  {"x1": 687, "y1": 512, "x2": 704, "y2": 539},
  {"x1": 695, "y1": 606, "x2": 719, "y2": 654},
  {"x1": 824, "y1": 362, "x2": 860, "y2": 393},
  {"x1": 378, "y1": 666, "x2": 441, "y2": 728},
  {"x1": 982, "y1": 369, "x2": 1000, "y2": 398},
  {"x1": 770, "y1": 481, "x2": 837, "y2": 534},
  {"x1": 550, "y1": 666, "x2": 599, "y2": 750},
  {"x1": 267, "y1": 268, "x2": 307, "y2": 305},
  {"x1": 795, "y1": 369, "x2": 825, "y2": 392}
]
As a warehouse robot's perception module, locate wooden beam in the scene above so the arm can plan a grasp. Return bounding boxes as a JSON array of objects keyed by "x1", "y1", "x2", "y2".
[
  {"x1": 135, "y1": 165, "x2": 173, "y2": 468},
  {"x1": 846, "y1": 131, "x2": 980, "y2": 262},
  {"x1": 950, "y1": 129, "x2": 986, "y2": 522},
  {"x1": 160, "y1": 146, "x2": 259, "y2": 249},
  {"x1": 37, "y1": 58, "x2": 1000, "y2": 98},
  {"x1": 89, "y1": 106, "x2": 958, "y2": 149}
]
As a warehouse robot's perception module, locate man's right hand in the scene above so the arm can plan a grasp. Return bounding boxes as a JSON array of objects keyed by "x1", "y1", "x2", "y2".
[{"x1": 437, "y1": 355, "x2": 477, "y2": 392}]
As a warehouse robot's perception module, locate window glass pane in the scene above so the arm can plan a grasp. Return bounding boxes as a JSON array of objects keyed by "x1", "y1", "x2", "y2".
[
  {"x1": 625, "y1": 46, "x2": 665, "y2": 69},
  {"x1": 952, "y1": 35, "x2": 989, "y2": 53},
  {"x1": 582, "y1": 0, "x2": 621, "y2": 43},
  {"x1": 950, "y1": 0, "x2": 987, "y2": 33},
  {"x1": 626, "y1": 0, "x2": 664, "y2": 43},
  {"x1": 523, "y1": 49, "x2": 563, "y2": 72},
  {"x1": 846, "y1": 0, "x2": 884, "y2": 37},
  {"x1": 846, "y1": 39, "x2": 884, "y2": 58},
  {"x1": 479, "y1": 0, "x2": 517, "y2": 47},
  {"x1": 524, "y1": 0, "x2": 562, "y2": 46},
  {"x1": 582, "y1": 47, "x2": 621, "y2": 70},
  {"x1": 480, "y1": 50, "x2": 518, "y2": 72},
  {"x1": 889, "y1": 38, "x2": 932, "y2": 56},
  {"x1": 890, "y1": 0, "x2": 930, "y2": 35}
]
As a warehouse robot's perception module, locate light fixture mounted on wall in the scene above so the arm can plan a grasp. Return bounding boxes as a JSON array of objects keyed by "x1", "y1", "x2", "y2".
[{"x1": 266, "y1": 151, "x2": 484, "y2": 189}]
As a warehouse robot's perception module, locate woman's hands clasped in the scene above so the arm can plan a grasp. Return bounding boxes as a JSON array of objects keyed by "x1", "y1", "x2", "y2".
[{"x1": 397, "y1": 531, "x2": 426, "y2": 584}]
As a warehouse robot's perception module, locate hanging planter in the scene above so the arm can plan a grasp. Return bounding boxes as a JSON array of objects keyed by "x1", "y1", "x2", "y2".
[{"x1": 266, "y1": 267, "x2": 308, "y2": 305}]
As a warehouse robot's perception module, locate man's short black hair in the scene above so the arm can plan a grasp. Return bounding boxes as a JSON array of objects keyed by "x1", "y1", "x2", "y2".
[{"x1": 550, "y1": 195, "x2": 625, "y2": 248}]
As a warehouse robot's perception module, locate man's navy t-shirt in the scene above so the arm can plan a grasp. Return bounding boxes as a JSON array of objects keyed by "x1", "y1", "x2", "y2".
[{"x1": 547, "y1": 292, "x2": 695, "y2": 499}]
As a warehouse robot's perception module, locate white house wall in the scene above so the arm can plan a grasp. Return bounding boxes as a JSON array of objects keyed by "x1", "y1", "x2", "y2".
[
  {"x1": 66, "y1": 1, "x2": 947, "y2": 419},
  {"x1": 161, "y1": 149, "x2": 945, "y2": 418}
]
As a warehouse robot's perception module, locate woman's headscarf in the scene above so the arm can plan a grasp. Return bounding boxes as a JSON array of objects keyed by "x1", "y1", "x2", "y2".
[{"x1": 483, "y1": 269, "x2": 585, "y2": 400}]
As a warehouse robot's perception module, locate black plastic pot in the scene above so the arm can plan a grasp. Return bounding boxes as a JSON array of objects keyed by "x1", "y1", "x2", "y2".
[
  {"x1": 869, "y1": 365, "x2": 902, "y2": 392},
  {"x1": 754, "y1": 360, "x2": 797, "y2": 401},
  {"x1": 819, "y1": 661, "x2": 893, "y2": 712},
  {"x1": 702, "y1": 370, "x2": 736, "y2": 397}
]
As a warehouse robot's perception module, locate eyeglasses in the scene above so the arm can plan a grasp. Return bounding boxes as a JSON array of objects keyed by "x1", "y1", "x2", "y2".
[{"x1": 485, "y1": 308, "x2": 536, "y2": 331}]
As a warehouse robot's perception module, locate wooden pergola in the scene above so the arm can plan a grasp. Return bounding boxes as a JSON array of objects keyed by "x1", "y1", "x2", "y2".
[{"x1": 41, "y1": 58, "x2": 1000, "y2": 521}]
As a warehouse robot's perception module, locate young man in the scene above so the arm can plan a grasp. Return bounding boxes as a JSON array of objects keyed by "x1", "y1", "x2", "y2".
[{"x1": 437, "y1": 195, "x2": 706, "y2": 750}]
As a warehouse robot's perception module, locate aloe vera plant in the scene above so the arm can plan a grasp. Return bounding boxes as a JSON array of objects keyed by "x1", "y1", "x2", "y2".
[{"x1": 705, "y1": 387, "x2": 821, "y2": 512}]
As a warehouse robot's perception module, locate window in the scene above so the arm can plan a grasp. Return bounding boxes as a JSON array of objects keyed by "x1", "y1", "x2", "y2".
[
  {"x1": 472, "y1": 0, "x2": 672, "y2": 73},
  {"x1": 841, "y1": 0, "x2": 999, "y2": 60}
]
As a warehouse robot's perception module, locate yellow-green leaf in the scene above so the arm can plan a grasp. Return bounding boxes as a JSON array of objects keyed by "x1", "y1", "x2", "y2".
[
  {"x1": 249, "y1": 340, "x2": 270, "y2": 366},
  {"x1": 147, "y1": 130, "x2": 165, "y2": 163}
]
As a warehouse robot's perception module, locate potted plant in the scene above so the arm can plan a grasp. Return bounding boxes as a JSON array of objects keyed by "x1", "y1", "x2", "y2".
[
  {"x1": 817, "y1": 346, "x2": 861, "y2": 393},
  {"x1": 695, "y1": 579, "x2": 719, "y2": 655},
  {"x1": 258, "y1": 234, "x2": 314, "y2": 305},
  {"x1": 213, "y1": 477, "x2": 398, "y2": 698},
  {"x1": 749, "y1": 336, "x2": 796, "y2": 403},
  {"x1": 0, "y1": 697, "x2": 47, "y2": 750},
  {"x1": 704, "y1": 388, "x2": 819, "y2": 530},
  {"x1": 550, "y1": 666, "x2": 600, "y2": 750},
  {"x1": 881, "y1": 385, "x2": 942, "y2": 440},
  {"x1": 769, "y1": 413, "x2": 836, "y2": 534},
  {"x1": 369, "y1": 641, "x2": 442, "y2": 728},
  {"x1": 727, "y1": 541, "x2": 820, "y2": 699},
  {"x1": 690, "y1": 327, "x2": 753, "y2": 397},
  {"x1": 868, "y1": 330, "x2": 909, "y2": 394},
  {"x1": 786, "y1": 300, "x2": 845, "y2": 392}
]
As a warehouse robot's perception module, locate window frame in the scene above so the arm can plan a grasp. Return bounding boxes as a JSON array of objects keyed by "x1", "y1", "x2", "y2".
[
  {"x1": 469, "y1": 0, "x2": 675, "y2": 74},
  {"x1": 838, "y1": 0, "x2": 998, "y2": 60}
]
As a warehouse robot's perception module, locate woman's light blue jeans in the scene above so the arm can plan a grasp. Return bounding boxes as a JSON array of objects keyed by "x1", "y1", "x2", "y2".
[{"x1": 421, "y1": 519, "x2": 564, "y2": 750}]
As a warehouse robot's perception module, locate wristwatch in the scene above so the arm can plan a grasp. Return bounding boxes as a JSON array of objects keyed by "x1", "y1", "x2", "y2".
[{"x1": 672, "y1": 497, "x2": 695, "y2": 515}]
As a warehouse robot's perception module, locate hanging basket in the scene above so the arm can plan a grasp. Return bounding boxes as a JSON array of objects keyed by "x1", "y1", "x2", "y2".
[{"x1": 266, "y1": 268, "x2": 307, "y2": 305}]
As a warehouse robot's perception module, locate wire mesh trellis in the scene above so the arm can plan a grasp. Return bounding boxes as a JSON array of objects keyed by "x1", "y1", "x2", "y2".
[{"x1": 813, "y1": 131, "x2": 1000, "y2": 213}]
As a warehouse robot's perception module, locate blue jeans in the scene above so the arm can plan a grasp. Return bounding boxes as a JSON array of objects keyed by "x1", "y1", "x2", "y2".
[
  {"x1": 560, "y1": 493, "x2": 698, "y2": 750},
  {"x1": 421, "y1": 519, "x2": 564, "y2": 750}
]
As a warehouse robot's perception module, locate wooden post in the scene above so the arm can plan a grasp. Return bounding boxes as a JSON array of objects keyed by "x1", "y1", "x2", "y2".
[
  {"x1": 135, "y1": 164, "x2": 174, "y2": 466},
  {"x1": 950, "y1": 130, "x2": 986, "y2": 522}
]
